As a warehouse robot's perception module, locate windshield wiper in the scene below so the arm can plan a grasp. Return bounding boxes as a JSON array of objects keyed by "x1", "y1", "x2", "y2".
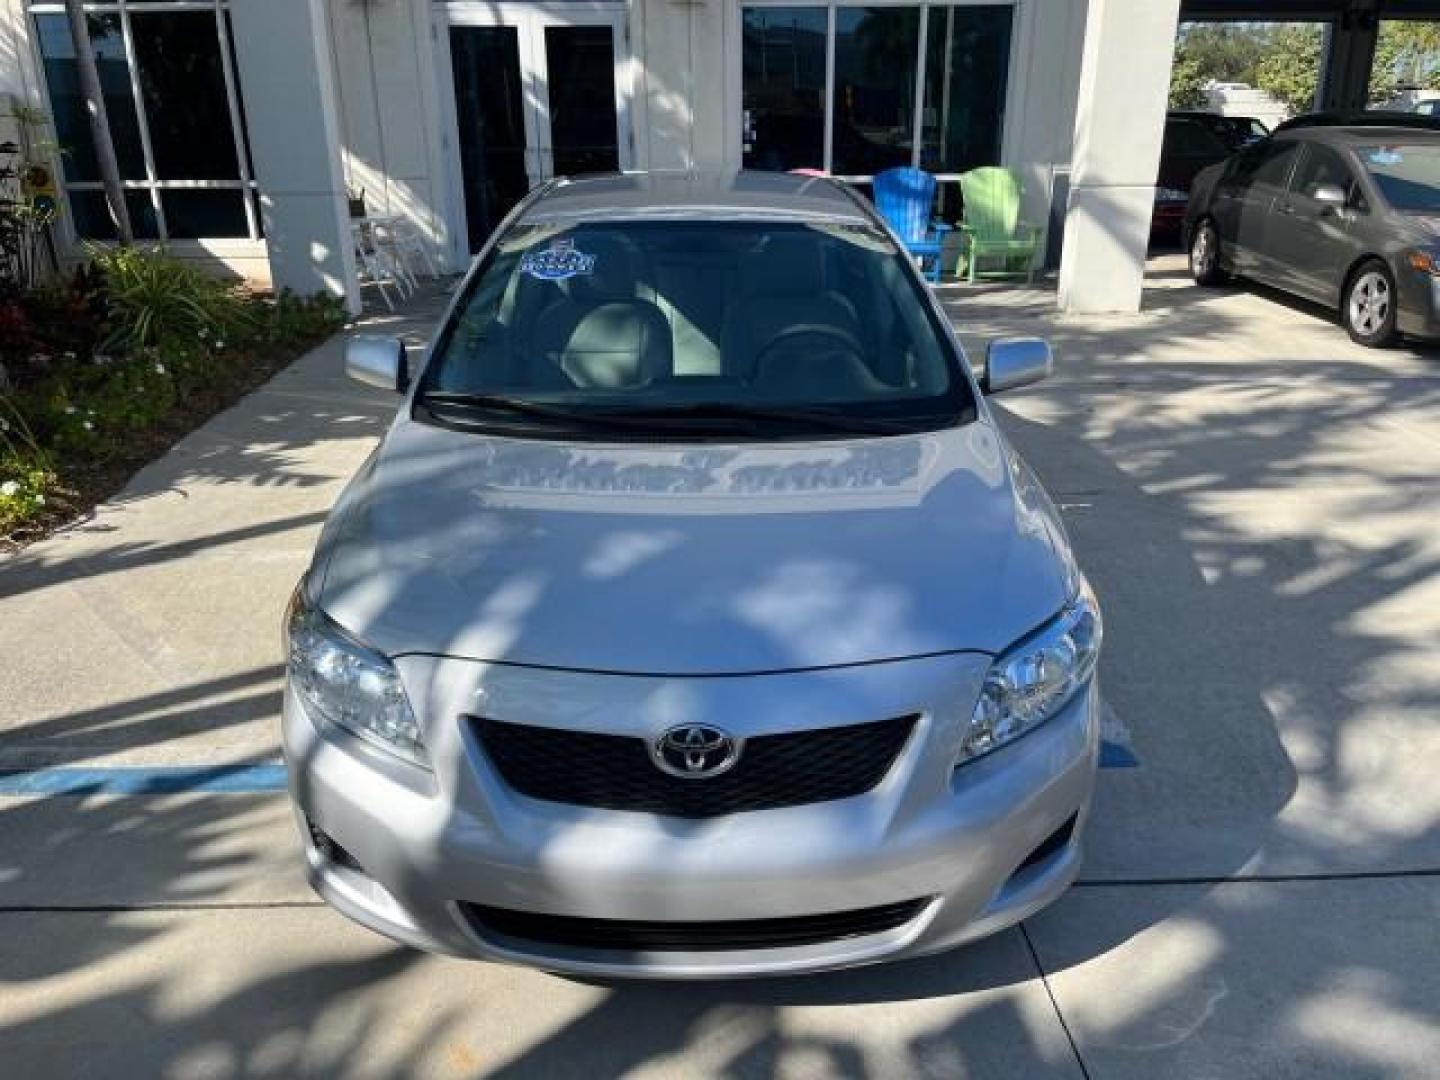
[
  {"x1": 595, "y1": 402, "x2": 923, "y2": 435},
  {"x1": 417, "y1": 393, "x2": 939, "y2": 436},
  {"x1": 416, "y1": 392, "x2": 655, "y2": 430}
]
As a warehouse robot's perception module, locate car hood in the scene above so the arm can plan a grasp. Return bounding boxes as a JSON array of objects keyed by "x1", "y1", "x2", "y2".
[{"x1": 312, "y1": 416, "x2": 1074, "y2": 674}]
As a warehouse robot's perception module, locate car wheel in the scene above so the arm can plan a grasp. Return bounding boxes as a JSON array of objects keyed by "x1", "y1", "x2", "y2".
[
  {"x1": 1189, "y1": 220, "x2": 1229, "y2": 286},
  {"x1": 1343, "y1": 261, "x2": 1399, "y2": 348}
]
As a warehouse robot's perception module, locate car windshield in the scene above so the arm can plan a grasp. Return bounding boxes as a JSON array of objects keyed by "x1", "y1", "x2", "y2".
[
  {"x1": 417, "y1": 219, "x2": 973, "y2": 439},
  {"x1": 1357, "y1": 143, "x2": 1440, "y2": 212}
]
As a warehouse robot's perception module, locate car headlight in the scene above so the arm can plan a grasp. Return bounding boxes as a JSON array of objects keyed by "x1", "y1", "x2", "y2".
[
  {"x1": 960, "y1": 580, "x2": 1102, "y2": 767},
  {"x1": 285, "y1": 585, "x2": 428, "y2": 767},
  {"x1": 1155, "y1": 186, "x2": 1189, "y2": 203}
]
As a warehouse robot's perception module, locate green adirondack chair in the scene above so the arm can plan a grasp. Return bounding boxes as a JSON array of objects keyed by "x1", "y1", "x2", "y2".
[{"x1": 957, "y1": 167, "x2": 1042, "y2": 283}]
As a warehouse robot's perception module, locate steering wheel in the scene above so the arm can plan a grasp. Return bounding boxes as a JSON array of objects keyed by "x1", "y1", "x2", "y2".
[{"x1": 751, "y1": 325, "x2": 867, "y2": 386}]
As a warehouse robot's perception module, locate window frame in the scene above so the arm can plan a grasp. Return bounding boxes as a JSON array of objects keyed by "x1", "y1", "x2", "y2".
[
  {"x1": 27, "y1": 0, "x2": 259, "y2": 243},
  {"x1": 734, "y1": 0, "x2": 1023, "y2": 188}
]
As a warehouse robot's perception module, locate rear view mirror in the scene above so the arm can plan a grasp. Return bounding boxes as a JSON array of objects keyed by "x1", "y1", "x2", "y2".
[
  {"x1": 983, "y1": 338, "x2": 1052, "y2": 395},
  {"x1": 345, "y1": 335, "x2": 408, "y2": 392},
  {"x1": 1312, "y1": 183, "x2": 1346, "y2": 211}
]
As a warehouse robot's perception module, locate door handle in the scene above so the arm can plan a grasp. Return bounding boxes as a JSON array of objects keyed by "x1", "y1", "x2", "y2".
[{"x1": 1277, "y1": 204, "x2": 1297, "y2": 216}]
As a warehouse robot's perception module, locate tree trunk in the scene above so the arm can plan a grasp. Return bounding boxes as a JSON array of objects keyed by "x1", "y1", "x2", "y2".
[{"x1": 63, "y1": 1, "x2": 133, "y2": 245}]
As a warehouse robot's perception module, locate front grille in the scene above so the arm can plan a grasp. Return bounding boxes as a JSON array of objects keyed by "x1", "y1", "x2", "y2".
[
  {"x1": 472, "y1": 713, "x2": 917, "y2": 818},
  {"x1": 462, "y1": 898, "x2": 931, "y2": 953}
]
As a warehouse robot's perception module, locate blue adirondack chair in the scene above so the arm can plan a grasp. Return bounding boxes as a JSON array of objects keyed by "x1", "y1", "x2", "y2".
[{"x1": 872, "y1": 167, "x2": 952, "y2": 283}]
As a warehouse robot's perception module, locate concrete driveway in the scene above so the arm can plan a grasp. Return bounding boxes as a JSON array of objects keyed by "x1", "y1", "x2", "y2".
[{"x1": 2, "y1": 263, "x2": 1437, "y2": 1078}]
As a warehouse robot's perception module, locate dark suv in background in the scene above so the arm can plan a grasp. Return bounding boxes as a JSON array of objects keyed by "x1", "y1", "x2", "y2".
[
  {"x1": 1184, "y1": 125, "x2": 1440, "y2": 347},
  {"x1": 1152, "y1": 114, "x2": 1235, "y2": 243}
]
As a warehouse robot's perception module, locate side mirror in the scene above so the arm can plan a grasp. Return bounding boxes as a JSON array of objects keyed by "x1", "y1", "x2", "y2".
[
  {"x1": 983, "y1": 337, "x2": 1052, "y2": 395},
  {"x1": 345, "y1": 335, "x2": 408, "y2": 392},
  {"x1": 1312, "y1": 183, "x2": 1346, "y2": 212}
]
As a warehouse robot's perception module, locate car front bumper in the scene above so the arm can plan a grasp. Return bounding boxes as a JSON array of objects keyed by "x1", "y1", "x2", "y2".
[
  {"x1": 1396, "y1": 267, "x2": 1440, "y2": 340},
  {"x1": 283, "y1": 651, "x2": 1099, "y2": 978}
]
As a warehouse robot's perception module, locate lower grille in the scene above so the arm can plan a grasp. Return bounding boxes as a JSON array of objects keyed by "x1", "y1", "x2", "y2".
[
  {"x1": 472, "y1": 713, "x2": 917, "y2": 818},
  {"x1": 1015, "y1": 814, "x2": 1078, "y2": 875},
  {"x1": 462, "y1": 898, "x2": 931, "y2": 953}
]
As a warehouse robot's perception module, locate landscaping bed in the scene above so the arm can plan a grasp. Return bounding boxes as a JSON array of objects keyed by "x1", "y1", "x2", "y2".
[{"x1": 1, "y1": 249, "x2": 344, "y2": 551}]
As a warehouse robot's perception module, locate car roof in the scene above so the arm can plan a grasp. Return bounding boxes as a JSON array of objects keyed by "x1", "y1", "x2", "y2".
[
  {"x1": 1275, "y1": 124, "x2": 1440, "y2": 147},
  {"x1": 521, "y1": 170, "x2": 878, "y2": 227},
  {"x1": 1274, "y1": 111, "x2": 1440, "y2": 135}
]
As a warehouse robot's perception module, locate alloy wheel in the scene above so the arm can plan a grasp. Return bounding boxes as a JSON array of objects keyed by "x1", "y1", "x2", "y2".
[
  {"x1": 1348, "y1": 270, "x2": 1391, "y2": 338},
  {"x1": 1191, "y1": 226, "x2": 1214, "y2": 277}
]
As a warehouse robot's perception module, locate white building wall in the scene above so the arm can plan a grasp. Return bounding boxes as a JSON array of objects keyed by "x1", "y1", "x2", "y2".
[
  {"x1": 1005, "y1": 0, "x2": 1087, "y2": 246},
  {"x1": 632, "y1": 0, "x2": 728, "y2": 171},
  {"x1": 326, "y1": 0, "x2": 453, "y2": 270}
]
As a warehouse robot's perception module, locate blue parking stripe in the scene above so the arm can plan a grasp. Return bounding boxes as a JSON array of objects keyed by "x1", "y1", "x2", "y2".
[
  {"x1": 1100, "y1": 740, "x2": 1139, "y2": 768},
  {"x1": 0, "y1": 739, "x2": 1137, "y2": 798},
  {"x1": 0, "y1": 762, "x2": 289, "y2": 796}
]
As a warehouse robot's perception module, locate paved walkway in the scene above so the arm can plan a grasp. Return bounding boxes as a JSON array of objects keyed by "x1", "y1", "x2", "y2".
[{"x1": 2, "y1": 265, "x2": 1437, "y2": 1078}]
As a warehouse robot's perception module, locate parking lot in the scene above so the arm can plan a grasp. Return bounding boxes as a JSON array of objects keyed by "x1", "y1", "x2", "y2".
[{"x1": 2, "y1": 259, "x2": 1438, "y2": 1078}]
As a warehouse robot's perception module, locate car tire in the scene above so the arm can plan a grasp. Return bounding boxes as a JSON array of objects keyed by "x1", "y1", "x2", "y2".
[
  {"x1": 1342, "y1": 260, "x2": 1400, "y2": 348},
  {"x1": 1188, "y1": 219, "x2": 1229, "y2": 287}
]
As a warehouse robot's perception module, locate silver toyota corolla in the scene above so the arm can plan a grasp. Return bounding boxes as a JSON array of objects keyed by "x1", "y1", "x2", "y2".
[{"x1": 285, "y1": 171, "x2": 1101, "y2": 978}]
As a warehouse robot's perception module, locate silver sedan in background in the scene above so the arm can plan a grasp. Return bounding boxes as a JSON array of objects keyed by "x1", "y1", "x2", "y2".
[{"x1": 284, "y1": 171, "x2": 1101, "y2": 978}]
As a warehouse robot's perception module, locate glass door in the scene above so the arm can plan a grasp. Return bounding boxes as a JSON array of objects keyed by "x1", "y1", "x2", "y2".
[
  {"x1": 537, "y1": 23, "x2": 624, "y2": 179},
  {"x1": 448, "y1": 24, "x2": 534, "y2": 253},
  {"x1": 442, "y1": 3, "x2": 631, "y2": 254}
]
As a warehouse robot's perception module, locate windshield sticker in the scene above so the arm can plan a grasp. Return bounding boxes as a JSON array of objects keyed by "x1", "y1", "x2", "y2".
[
  {"x1": 519, "y1": 239, "x2": 596, "y2": 281},
  {"x1": 1366, "y1": 148, "x2": 1404, "y2": 166}
]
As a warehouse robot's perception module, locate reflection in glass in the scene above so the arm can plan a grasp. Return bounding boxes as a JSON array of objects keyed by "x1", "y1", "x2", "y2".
[
  {"x1": 742, "y1": 7, "x2": 827, "y2": 172},
  {"x1": 68, "y1": 191, "x2": 160, "y2": 240},
  {"x1": 160, "y1": 190, "x2": 248, "y2": 239},
  {"x1": 35, "y1": 13, "x2": 146, "y2": 183},
  {"x1": 921, "y1": 5, "x2": 1012, "y2": 175},
  {"x1": 131, "y1": 12, "x2": 241, "y2": 180},
  {"x1": 831, "y1": 7, "x2": 919, "y2": 176},
  {"x1": 544, "y1": 27, "x2": 621, "y2": 178}
]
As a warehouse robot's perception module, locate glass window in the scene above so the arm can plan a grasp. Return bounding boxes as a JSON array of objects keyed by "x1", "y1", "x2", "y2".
[
  {"x1": 160, "y1": 190, "x2": 248, "y2": 239},
  {"x1": 920, "y1": 5, "x2": 1011, "y2": 174},
  {"x1": 1164, "y1": 119, "x2": 1228, "y2": 158},
  {"x1": 450, "y1": 26, "x2": 529, "y2": 253},
  {"x1": 420, "y1": 220, "x2": 972, "y2": 438},
  {"x1": 67, "y1": 190, "x2": 161, "y2": 240},
  {"x1": 31, "y1": 3, "x2": 256, "y2": 241},
  {"x1": 743, "y1": 4, "x2": 1013, "y2": 182},
  {"x1": 1253, "y1": 143, "x2": 1299, "y2": 186},
  {"x1": 1358, "y1": 143, "x2": 1440, "y2": 212},
  {"x1": 831, "y1": 7, "x2": 920, "y2": 176},
  {"x1": 1290, "y1": 144, "x2": 1359, "y2": 202},
  {"x1": 1367, "y1": 20, "x2": 1440, "y2": 110},
  {"x1": 742, "y1": 7, "x2": 828, "y2": 173},
  {"x1": 35, "y1": 13, "x2": 146, "y2": 183},
  {"x1": 131, "y1": 11, "x2": 241, "y2": 181},
  {"x1": 1230, "y1": 140, "x2": 1299, "y2": 187},
  {"x1": 544, "y1": 27, "x2": 621, "y2": 179}
]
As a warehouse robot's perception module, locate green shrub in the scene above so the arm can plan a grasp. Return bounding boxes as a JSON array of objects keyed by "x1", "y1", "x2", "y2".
[
  {"x1": 0, "y1": 457, "x2": 53, "y2": 533},
  {"x1": 0, "y1": 395, "x2": 54, "y2": 532},
  {"x1": 89, "y1": 247, "x2": 253, "y2": 352}
]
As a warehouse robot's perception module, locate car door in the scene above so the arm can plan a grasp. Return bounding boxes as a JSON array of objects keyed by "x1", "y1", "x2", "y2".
[
  {"x1": 1266, "y1": 142, "x2": 1367, "y2": 303},
  {"x1": 1212, "y1": 139, "x2": 1301, "y2": 280}
]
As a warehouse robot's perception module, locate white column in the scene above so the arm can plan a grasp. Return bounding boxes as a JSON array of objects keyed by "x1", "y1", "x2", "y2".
[
  {"x1": 1057, "y1": 0, "x2": 1180, "y2": 314},
  {"x1": 229, "y1": 0, "x2": 360, "y2": 314}
]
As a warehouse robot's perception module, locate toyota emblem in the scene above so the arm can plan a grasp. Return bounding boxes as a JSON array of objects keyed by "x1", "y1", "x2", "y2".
[{"x1": 652, "y1": 724, "x2": 740, "y2": 779}]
